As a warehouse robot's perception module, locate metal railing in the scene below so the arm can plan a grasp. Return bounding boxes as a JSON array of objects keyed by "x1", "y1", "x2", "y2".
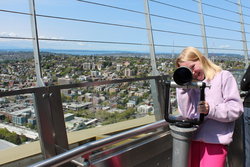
[
  {"x1": 0, "y1": 0, "x2": 249, "y2": 166},
  {"x1": 28, "y1": 119, "x2": 168, "y2": 167},
  {"x1": 0, "y1": 75, "x2": 169, "y2": 160}
]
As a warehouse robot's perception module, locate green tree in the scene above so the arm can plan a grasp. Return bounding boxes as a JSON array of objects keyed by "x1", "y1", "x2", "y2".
[
  {"x1": 5, "y1": 132, "x2": 21, "y2": 144},
  {"x1": 0, "y1": 128, "x2": 28, "y2": 145},
  {"x1": 20, "y1": 134, "x2": 27, "y2": 143}
]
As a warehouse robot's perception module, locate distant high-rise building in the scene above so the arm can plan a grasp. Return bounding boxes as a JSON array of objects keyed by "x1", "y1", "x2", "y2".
[
  {"x1": 58, "y1": 76, "x2": 73, "y2": 95},
  {"x1": 124, "y1": 68, "x2": 135, "y2": 77},
  {"x1": 28, "y1": 118, "x2": 37, "y2": 125},
  {"x1": 58, "y1": 76, "x2": 73, "y2": 85},
  {"x1": 12, "y1": 116, "x2": 27, "y2": 125},
  {"x1": 116, "y1": 63, "x2": 122, "y2": 71},
  {"x1": 91, "y1": 71, "x2": 101, "y2": 77},
  {"x1": 137, "y1": 105, "x2": 154, "y2": 114},
  {"x1": 82, "y1": 63, "x2": 92, "y2": 70},
  {"x1": 124, "y1": 68, "x2": 131, "y2": 77}
]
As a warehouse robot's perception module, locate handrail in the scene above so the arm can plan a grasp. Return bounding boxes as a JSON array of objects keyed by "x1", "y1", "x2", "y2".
[
  {"x1": 28, "y1": 119, "x2": 168, "y2": 167},
  {"x1": 0, "y1": 75, "x2": 168, "y2": 97},
  {"x1": 0, "y1": 73, "x2": 169, "y2": 160}
]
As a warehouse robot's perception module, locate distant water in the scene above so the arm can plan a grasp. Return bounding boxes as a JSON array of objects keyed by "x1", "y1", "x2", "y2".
[
  {"x1": 0, "y1": 48, "x2": 244, "y2": 58},
  {"x1": 38, "y1": 50, "x2": 245, "y2": 58},
  {"x1": 42, "y1": 49, "x2": 133, "y2": 55},
  {"x1": 0, "y1": 48, "x2": 139, "y2": 56}
]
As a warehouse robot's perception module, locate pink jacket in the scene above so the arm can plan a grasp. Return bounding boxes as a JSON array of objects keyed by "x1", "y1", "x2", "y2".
[{"x1": 176, "y1": 70, "x2": 243, "y2": 145}]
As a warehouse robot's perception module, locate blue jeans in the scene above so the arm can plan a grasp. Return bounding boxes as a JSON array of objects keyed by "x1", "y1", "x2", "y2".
[{"x1": 243, "y1": 107, "x2": 250, "y2": 167}]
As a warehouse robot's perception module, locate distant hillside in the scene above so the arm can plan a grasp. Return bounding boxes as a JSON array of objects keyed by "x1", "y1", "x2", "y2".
[{"x1": 0, "y1": 49, "x2": 244, "y2": 62}]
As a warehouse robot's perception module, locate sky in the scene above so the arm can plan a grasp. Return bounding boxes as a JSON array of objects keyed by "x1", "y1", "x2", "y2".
[{"x1": 0, "y1": 0, "x2": 249, "y2": 55}]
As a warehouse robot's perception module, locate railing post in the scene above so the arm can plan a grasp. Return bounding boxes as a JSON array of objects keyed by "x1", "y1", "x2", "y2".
[
  {"x1": 48, "y1": 86, "x2": 70, "y2": 154},
  {"x1": 29, "y1": 0, "x2": 70, "y2": 157},
  {"x1": 197, "y1": 0, "x2": 209, "y2": 57},
  {"x1": 29, "y1": 0, "x2": 44, "y2": 87},
  {"x1": 33, "y1": 88, "x2": 57, "y2": 158},
  {"x1": 237, "y1": 0, "x2": 249, "y2": 69},
  {"x1": 33, "y1": 86, "x2": 73, "y2": 166},
  {"x1": 144, "y1": 0, "x2": 163, "y2": 120}
]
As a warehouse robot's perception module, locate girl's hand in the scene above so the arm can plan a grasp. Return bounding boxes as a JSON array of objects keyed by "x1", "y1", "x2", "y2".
[{"x1": 198, "y1": 101, "x2": 209, "y2": 115}]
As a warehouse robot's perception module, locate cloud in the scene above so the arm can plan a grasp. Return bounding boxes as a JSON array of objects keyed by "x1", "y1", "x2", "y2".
[
  {"x1": 0, "y1": 32, "x2": 18, "y2": 37},
  {"x1": 39, "y1": 35, "x2": 64, "y2": 40},
  {"x1": 218, "y1": 45, "x2": 230, "y2": 49},
  {"x1": 0, "y1": 32, "x2": 19, "y2": 41},
  {"x1": 77, "y1": 42, "x2": 87, "y2": 46}
]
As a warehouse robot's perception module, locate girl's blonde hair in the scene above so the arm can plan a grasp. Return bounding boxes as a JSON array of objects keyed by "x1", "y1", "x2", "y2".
[{"x1": 176, "y1": 47, "x2": 222, "y2": 80}]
